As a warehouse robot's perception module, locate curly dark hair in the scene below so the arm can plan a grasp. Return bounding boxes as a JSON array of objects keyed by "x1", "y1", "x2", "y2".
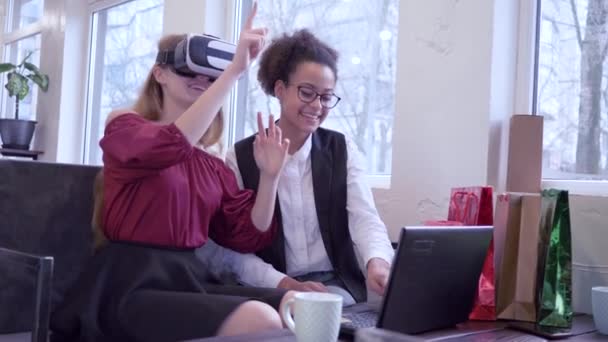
[{"x1": 257, "y1": 29, "x2": 339, "y2": 96}]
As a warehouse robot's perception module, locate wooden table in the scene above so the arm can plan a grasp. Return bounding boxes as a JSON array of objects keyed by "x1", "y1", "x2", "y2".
[{"x1": 189, "y1": 319, "x2": 604, "y2": 342}]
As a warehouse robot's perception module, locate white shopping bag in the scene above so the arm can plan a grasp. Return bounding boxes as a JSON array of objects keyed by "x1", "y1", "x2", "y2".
[{"x1": 570, "y1": 195, "x2": 608, "y2": 314}]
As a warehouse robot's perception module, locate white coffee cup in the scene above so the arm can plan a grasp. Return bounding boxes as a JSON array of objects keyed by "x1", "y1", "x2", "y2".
[
  {"x1": 281, "y1": 292, "x2": 343, "y2": 342},
  {"x1": 592, "y1": 286, "x2": 608, "y2": 335}
]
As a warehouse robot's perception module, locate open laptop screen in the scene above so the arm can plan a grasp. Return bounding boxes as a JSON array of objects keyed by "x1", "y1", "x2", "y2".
[{"x1": 378, "y1": 226, "x2": 493, "y2": 335}]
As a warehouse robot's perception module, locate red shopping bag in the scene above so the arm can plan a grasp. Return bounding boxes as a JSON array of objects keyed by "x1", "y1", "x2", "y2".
[
  {"x1": 448, "y1": 187, "x2": 494, "y2": 225},
  {"x1": 448, "y1": 186, "x2": 496, "y2": 321}
]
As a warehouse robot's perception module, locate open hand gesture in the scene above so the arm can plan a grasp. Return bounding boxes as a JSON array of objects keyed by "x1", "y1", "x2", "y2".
[{"x1": 253, "y1": 112, "x2": 290, "y2": 178}]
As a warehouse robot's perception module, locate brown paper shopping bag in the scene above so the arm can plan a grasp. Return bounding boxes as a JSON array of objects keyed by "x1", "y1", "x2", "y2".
[
  {"x1": 496, "y1": 193, "x2": 542, "y2": 322},
  {"x1": 493, "y1": 194, "x2": 509, "y2": 294}
]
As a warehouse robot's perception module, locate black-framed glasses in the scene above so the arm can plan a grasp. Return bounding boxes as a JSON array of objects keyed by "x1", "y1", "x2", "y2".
[{"x1": 295, "y1": 85, "x2": 341, "y2": 109}]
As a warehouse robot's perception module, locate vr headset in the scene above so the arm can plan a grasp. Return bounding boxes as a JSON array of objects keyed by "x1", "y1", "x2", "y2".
[{"x1": 156, "y1": 34, "x2": 236, "y2": 80}]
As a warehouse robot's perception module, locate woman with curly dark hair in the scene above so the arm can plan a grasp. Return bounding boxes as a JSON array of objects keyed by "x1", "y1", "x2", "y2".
[{"x1": 200, "y1": 29, "x2": 394, "y2": 306}]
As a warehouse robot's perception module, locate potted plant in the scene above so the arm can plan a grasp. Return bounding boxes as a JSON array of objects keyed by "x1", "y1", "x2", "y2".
[{"x1": 0, "y1": 51, "x2": 49, "y2": 150}]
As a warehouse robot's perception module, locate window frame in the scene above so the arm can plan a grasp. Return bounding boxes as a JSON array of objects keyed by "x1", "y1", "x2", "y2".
[
  {"x1": 0, "y1": 0, "x2": 45, "y2": 121},
  {"x1": 82, "y1": 0, "x2": 166, "y2": 165},
  {"x1": 81, "y1": 0, "x2": 112, "y2": 165},
  {"x1": 522, "y1": 0, "x2": 608, "y2": 195},
  {"x1": 226, "y1": 0, "x2": 246, "y2": 151}
]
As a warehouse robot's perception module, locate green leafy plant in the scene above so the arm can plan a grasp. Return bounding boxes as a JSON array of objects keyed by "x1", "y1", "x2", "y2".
[{"x1": 0, "y1": 51, "x2": 49, "y2": 120}]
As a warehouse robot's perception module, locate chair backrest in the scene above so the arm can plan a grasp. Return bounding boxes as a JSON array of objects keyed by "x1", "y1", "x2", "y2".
[
  {"x1": 0, "y1": 247, "x2": 53, "y2": 342},
  {"x1": 0, "y1": 159, "x2": 100, "y2": 334}
]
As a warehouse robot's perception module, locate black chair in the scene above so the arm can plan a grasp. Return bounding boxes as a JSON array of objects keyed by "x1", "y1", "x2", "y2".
[{"x1": 0, "y1": 248, "x2": 53, "y2": 342}]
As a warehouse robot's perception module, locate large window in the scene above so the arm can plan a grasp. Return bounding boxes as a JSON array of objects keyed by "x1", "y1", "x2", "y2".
[
  {"x1": 1, "y1": 0, "x2": 43, "y2": 121},
  {"x1": 537, "y1": 0, "x2": 608, "y2": 180},
  {"x1": 6, "y1": 0, "x2": 44, "y2": 32},
  {"x1": 234, "y1": 0, "x2": 399, "y2": 175},
  {"x1": 84, "y1": 0, "x2": 164, "y2": 165},
  {"x1": 1, "y1": 34, "x2": 41, "y2": 121}
]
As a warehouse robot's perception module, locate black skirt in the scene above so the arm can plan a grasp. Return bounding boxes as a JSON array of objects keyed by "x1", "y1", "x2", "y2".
[{"x1": 50, "y1": 242, "x2": 287, "y2": 342}]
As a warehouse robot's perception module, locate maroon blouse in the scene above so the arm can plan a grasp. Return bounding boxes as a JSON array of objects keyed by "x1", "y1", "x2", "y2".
[{"x1": 99, "y1": 113, "x2": 276, "y2": 251}]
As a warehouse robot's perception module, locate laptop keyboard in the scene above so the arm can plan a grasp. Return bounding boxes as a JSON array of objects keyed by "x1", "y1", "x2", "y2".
[{"x1": 342, "y1": 310, "x2": 378, "y2": 329}]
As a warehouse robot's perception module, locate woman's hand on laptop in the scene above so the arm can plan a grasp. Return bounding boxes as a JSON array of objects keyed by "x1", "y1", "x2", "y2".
[
  {"x1": 277, "y1": 276, "x2": 329, "y2": 292},
  {"x1": 366, "y1": 258, "x2": 391, "y2": 296}
]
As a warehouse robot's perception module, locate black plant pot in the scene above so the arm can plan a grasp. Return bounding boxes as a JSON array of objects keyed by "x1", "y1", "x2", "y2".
[{"x1": 0, "y1": 118, "x2": 37, "y2": 150}]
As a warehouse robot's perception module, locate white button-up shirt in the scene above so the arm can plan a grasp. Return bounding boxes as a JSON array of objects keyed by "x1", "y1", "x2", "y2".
[{"x1": 198, "y1": 134, "x2": 394, "y2": 288}]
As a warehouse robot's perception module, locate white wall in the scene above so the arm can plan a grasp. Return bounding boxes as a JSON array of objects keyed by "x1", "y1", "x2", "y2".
[
  {"x1": 374, "y1": 0, "x2": 507, "y2": 241},
  {"x1": 163, "y1": 0, "x2": 207, "y2": 35},
  {"x1": 26, "y1": 0, "x2": 68, "y2": 161},
  {"x1": 55, "y1": 0, "x2": 90, "y2": 163},
  {"x1": 163, "y1": 0, "x2": 234, "y2": 38}
]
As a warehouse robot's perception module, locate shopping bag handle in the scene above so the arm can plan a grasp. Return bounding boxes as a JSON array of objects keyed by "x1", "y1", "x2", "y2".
[{"x1": 450, "y1": 191, "x2": 479, "y2": 223}]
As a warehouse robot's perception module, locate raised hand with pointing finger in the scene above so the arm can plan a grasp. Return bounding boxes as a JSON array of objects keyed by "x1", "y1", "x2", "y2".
[{"x1": 229, "y1": 2, "x2": 267, "y2": 76}]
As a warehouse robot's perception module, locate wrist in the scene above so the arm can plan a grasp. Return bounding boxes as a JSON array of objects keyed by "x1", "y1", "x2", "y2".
[
  {"x1": 225, "y1": 63, "x2": 245, "y2": 80},
  {"x1": 277, "y1": 276, "x2": 295, "y2": 289},
  {"x1": 259, "y1": 171, "x2": 280, "y2": 184},
  {"x1": 367, "y1": 257, "x2": 390, "y2": 272}
]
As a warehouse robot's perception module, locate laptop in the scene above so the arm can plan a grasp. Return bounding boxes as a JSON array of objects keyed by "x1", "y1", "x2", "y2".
[{"x1": 341, "y1": 225, "x2": 493, "y2": 337}]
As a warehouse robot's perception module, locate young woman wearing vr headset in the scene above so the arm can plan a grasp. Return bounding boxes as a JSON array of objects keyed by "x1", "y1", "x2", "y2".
[
  {"x1": 199, "y1": 30, "x2": 394, "y2": 307},
  {"x1": 50, "y1": 4, "x2": 296, "y2": 341}
]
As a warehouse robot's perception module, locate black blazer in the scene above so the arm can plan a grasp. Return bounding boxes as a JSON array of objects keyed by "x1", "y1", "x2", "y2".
[{"x1": 234, "y1": 127, "x2": 366, "y2": 302}]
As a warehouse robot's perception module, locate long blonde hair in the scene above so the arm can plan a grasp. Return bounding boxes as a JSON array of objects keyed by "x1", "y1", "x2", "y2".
[{"x1": 93, "y1": 33, "x2": 225, "y2": 251}]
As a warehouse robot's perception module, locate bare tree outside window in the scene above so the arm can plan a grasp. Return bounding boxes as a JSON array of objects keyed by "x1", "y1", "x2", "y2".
[
  {"x1": 85, "y1": 0, "x2": 163, "y2": 165},
  {"x1": 539, "y1": 0, "x2": 608, "y2": 180},
  {"x1": 236, "y1": 0, "x2": 399, "y2": 175}
]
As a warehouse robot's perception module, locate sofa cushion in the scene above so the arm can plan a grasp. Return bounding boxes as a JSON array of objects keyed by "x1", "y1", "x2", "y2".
[{"x1": 0, "y1": 160, "x2": 100, "y2": 334}]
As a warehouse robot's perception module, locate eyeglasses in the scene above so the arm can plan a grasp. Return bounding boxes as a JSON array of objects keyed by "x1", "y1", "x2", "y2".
[{"x1": 295, "y1": 85, "x2": 341, "y2": 109}]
